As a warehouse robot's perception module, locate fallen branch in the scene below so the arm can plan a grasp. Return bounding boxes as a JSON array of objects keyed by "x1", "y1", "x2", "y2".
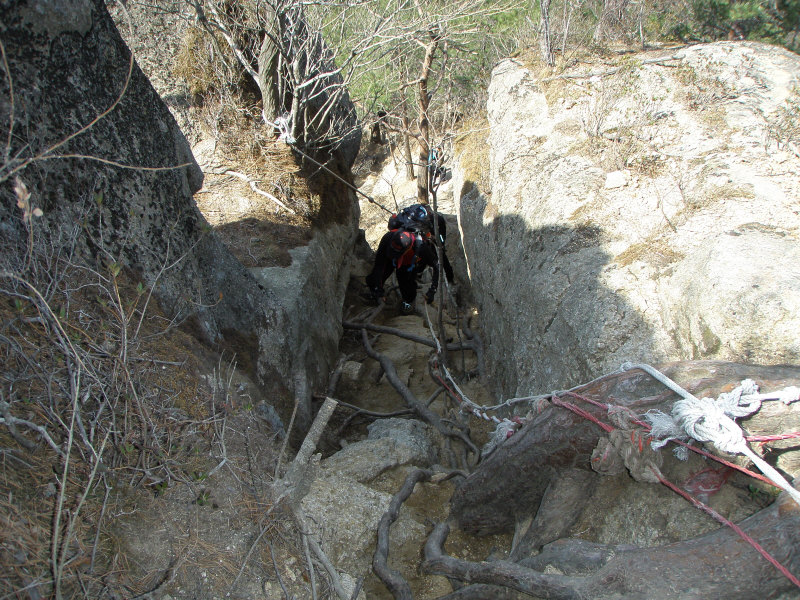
[
  {"x1": 343, "y1": 320, "x2": 477, "y2": 354},
  {"x1": 361, "y1": 329, "x2": 479, "y2": 460},
  {"x1": 215, "y1": 169, "x2": 296, "y2": 214},
  {"x1": 541, "y1": 55, "x2": 683, "y2": 82},
  {"x1": 273, "y1": 397, "x2": 352, "y2": 600},
  {"x1": 233, "y1": 398, "x2": 345, "y2": 596}
]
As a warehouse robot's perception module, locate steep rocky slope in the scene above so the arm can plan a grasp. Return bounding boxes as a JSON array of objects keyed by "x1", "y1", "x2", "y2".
[
  {"x1": 3, "y1": 4, "x2": 800, "y2": 596},
  {"x1": 2, "y1": 0, "x2": 361, "y2": 434}
]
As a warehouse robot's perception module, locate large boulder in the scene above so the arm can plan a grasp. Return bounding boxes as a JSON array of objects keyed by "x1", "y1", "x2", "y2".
[
  {"x1": 453, "y1": 42, "x2": 800, "y2": 398},
  {"x1": 0, "y1": 0, "x2": 358, "y2": 431}
]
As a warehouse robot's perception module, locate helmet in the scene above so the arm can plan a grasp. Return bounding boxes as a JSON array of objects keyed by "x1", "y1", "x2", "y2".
[{"x1": 389, "y1": 230, "x2": 415, "y2": 257}]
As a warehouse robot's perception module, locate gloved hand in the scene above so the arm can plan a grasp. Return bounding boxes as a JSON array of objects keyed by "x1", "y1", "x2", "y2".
[{"x1": 425, "y1": 288, "x2": 436, "y2": 304}]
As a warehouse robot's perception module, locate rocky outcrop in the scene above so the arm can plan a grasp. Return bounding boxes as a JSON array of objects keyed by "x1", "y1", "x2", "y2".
[
  {"x1": 453, "y1": 42, "x2": 800, "y2": 398},
  {"x1": 107, "y1": 0, "x2": 199, "y2": 144},
  {"x1": 0, "y1": 0, "x2": 359, "y2": 431}
]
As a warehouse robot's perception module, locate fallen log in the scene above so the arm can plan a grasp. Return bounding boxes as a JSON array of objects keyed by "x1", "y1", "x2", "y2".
[{"x1": 440, "y1": 361, "x2": 800, "y2": 599}]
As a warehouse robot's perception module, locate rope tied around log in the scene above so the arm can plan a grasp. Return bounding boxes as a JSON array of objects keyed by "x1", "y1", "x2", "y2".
[
  {"x1": 544, "y1": 378, "x2": 800, "y2": 592},
  {"x1": 633, "y1": 366, "x2": 800, "y2": 508}
]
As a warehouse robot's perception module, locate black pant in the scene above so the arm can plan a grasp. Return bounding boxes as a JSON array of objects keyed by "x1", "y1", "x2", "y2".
[{"x1": 395, "y1": 266, "x2": 422, "y2": 304}]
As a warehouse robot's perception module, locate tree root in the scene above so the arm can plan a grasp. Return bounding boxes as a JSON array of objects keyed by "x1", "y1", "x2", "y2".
[
  {"x1": 361, "y1": 329, "x2": 479, "y2": 461},
  {"x1": 374, "y1": 468, "x2": 467, "y2": 599},
  {"x1": 373, "y1": 468, "x2": 434, "y2": 599},
  {"x1": 423, "y1": 520, "x2": 584, "y2": 600},
  {"x1": 344, "y1": 320, "x2": 477, "y2": 354},
  {"x1": 424, "y1": 479, "x2": 800, "y2": 599},
  {"x1": 441, "y1": 362, "x2": 800, "y2": 599}
]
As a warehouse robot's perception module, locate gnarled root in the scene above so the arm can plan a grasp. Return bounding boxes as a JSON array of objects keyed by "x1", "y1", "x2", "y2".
[{"x1": 426, "y1": 485, "x2": 800, "y2": 599}]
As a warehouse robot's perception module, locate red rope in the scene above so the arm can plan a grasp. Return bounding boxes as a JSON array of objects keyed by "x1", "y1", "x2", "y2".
[
  {"x1": 652, "y1": 467, "x2": 800, "y2": 590},
  {"x1": 747, "y1": 432, "x2": 800, "y2": 442},
  {"x1": 564, "y1": 391, "x2": 776, "y2": 487},
  {"x1": 548, "y1": 395, "x2": 800, "y2": 590},
  {"x1": 550, "y1": 395, "x2": 614, "y2": 433}
]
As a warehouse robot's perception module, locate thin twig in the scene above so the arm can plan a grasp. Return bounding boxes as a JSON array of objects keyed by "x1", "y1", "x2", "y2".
[
  {"x1": 269, "y1": 541, "x2": 292, "y2": 600},
  {"x1": 302, "y1": 532, "x2": 317, "y2": 600},
  {"x1": 216, "y1": 169, "x2": 297, "y2": 214}
]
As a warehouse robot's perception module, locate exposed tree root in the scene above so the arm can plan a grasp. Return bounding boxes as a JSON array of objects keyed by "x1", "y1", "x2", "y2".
[
  {"x1": 441, "y1": 362, "x2": 800, "y2": 599},
  {"x1": 373, "y1": 468, "x2": 434, "y2": 599},
  {"x1": 424, "y1": 520, "x2": 585, "y2": 600},
  {"x1": 343, "y1": 319, "x2": 479, "y2": 354},
  {"x1": 452, "y1": 362, "x2": 800, "y2": 535},
  {"x1": 425, "y1": 481, "x2": 800, "y2": 599},
  {"x1": 360, "y1": 328, "x2": 480, "y2": 461},
  {"x1": 435, "y1": 584, "x2": 531, "y2": 599}
]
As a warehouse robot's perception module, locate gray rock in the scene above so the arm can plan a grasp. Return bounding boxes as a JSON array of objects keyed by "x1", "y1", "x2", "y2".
[
  {"x1": 321, "y1": 418, "x2": 436, "y2": 483},
  {"x1": 368, "y1": 417, "x2": 437, "y2": 463},
  {"x1": 322, "y1": 438, "x2": 415, "y2": 483},
  {"x1": 300, "y1": 476, "x2": 425, "y2": 577},
  {"x1": 453, "y1": 42, "x2": 800, "y2": 398}
]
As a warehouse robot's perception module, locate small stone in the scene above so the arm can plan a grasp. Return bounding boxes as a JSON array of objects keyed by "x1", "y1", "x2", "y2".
[{"x1": 604, "y1": 170, "x2": 629, "y2": 189}]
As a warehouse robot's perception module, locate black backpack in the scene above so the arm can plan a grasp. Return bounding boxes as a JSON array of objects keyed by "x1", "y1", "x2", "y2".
[{"x1": 388, "y1": 204, "x2": 434, "y2": 236}]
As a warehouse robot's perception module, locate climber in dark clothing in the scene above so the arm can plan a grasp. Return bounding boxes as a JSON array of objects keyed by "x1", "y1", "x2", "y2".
[
  {"x1": 366, "y1": 229, "x2": 440, "y2": 313},
  {"x1": 387, "y1": 205, "x2": 454, "y2": 284}
]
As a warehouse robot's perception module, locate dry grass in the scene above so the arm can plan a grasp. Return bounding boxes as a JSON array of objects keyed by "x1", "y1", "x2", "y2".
[
  {"x1": 0, "y1": 216, "x2": 228, "y2": 598},
  {"x1": 192, "y1": 102, "x2": 322, "y2": 267},
  {"x1": 454, "y1": 115, "x2": 491, "y2": 192},
  {"x1": 767, "y1": 85, "x2": 800, "y2": 152},
  {"x1": 615, "y1": 237, "x2": 685, "y2": 269}
]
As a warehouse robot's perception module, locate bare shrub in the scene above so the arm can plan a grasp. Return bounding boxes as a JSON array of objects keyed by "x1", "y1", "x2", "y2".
[
  {"x1": 0, "y1": 183, "x2": 218, "y2": 598},
  {"x1": 766, "y1": 85, "x2": 800, "y2": 155}
]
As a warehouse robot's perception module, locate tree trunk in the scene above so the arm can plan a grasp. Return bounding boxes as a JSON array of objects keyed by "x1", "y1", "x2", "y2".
[
  {"x1": 415, "y1": 36, "x2": 439, "y2": 204},
  {"x1": 256, "y1": 15, "x2": 282, "y2": 125},
  {"x1": 593, "y1": 0, "x2": 629, "y2": 42},
  {"x1": 539, "y1": 0, "x2": 554, "y2": 66},
  {"x1": 401, "y1": 96, "x2": 415, "y2": 181},
  {"x1": 437, "y1": 361, "x2": 800, "y2": 599}
]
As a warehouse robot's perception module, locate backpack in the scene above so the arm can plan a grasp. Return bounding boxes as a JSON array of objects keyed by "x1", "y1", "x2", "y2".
[{"x1": 388, "y1": 204, "x2": 434, "y2": 236}]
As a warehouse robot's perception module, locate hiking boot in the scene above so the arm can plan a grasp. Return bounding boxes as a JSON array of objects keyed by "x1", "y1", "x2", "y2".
[{"x1": 400, "y1": 302, "x2": 414, "y2": 315}]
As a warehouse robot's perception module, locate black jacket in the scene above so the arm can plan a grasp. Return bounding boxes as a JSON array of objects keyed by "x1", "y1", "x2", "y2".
[{"x1": 366, "y1": 230, "x2": 439, "y2": 302}]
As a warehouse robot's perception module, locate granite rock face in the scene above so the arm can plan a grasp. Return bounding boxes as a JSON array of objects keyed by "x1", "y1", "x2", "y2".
[
  {"x1": 0, "y1": 0, "x2": 360, "y2": 430},
  {"x1": 453, "y1": 42, "x2": 800, "y2": 398}
]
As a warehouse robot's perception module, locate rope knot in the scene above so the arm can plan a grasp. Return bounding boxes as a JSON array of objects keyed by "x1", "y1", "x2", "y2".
[
  {"x1": 673, "y1": 397, "x2": 748, "y2": 454},
  {"x1": 778, "y1": 386, "x2": 800, "y2": 404},
  {"x1": 717, "y1": 378, "x2": 761, "y2": 417}
]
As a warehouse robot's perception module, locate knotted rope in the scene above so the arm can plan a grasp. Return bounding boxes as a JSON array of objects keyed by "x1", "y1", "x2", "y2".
[{"x1": 624, "y1": 363, "x2": 800, "y2": 508}]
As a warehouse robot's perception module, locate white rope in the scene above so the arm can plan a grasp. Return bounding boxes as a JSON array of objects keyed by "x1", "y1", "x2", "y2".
[
  {"x1": 423, "y1": 304, "x2": 502, "y2": 423},
  {"x1": 630, "y1": 364, "x2": 800, "y2": 508},
  {"x1": 422, "y1": 304, "x2": 516, "y2": 458},
  {"x1": 621, "y1": 362, "x2": 700, "y2": 402}
]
